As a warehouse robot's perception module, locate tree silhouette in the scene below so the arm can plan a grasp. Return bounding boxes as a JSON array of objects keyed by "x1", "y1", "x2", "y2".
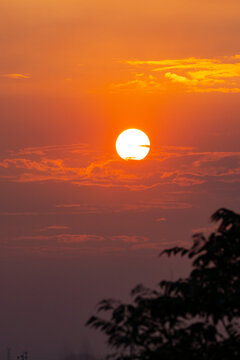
[{"x1": 86, "y1": 208, "x2": 240, "y2": 359}]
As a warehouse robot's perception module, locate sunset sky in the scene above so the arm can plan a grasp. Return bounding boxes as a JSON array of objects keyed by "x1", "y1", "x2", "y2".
[{"x1": 1, "y1": 0, "x2": 240, "y2": 358}]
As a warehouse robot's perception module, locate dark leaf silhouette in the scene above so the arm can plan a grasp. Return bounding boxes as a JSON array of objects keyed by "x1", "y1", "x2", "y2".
[{"x1": 87, "y1": 208, "x2": 240, "y2": 359}]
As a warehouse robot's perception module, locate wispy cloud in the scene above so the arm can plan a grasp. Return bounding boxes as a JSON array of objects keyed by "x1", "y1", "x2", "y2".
[
  {"x1": 1, "y1": 144, "x2": 240, "y2": 192},
  {"x1": 156, "y1": 217, "x2": 167, "y2": 222},
  {"x1": 2, "y1": 73, "x2": 31, "y2": 79},
  {"x1": 0, "y1": 212, "x2": 39, "y2": 216},
  {"x1": 40, "y1": 225, "x2": 69, "y2": 231},
  {"x1": 4, "y1": 232, "x2": 185, "y2": 257},
  {"x1": 55, "y1": 200, "x2": 192, "y2": 213},
  {"x1": 111, "y1": 54, "x2": 240, "y2": 93}
]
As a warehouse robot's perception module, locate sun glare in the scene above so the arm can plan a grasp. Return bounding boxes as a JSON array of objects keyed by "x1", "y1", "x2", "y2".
[{"x1": 116, "y1": 129, "x2": 150, "y2": 160}]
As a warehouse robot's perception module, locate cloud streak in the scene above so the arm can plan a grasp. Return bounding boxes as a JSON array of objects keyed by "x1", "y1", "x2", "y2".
[
  {"x1": 111, "y1": 54, "x2": 240, "y2": 93},
  {"x1": 2, "y1": 73, "x2": 31, "y2": 79},
  {"x1": 2, "y1": 232, "x2": 173, "y2": 256},
  {"x1": 1, "y1": 144, "x2": 240, "y2": 192}
]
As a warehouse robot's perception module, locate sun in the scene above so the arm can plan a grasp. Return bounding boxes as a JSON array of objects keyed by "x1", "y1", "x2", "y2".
[{"x1": 116, "y1": 129, "x2": 150, "y2": 160}]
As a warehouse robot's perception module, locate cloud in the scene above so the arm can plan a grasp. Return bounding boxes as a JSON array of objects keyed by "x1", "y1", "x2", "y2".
[
  {"x1": 2, "y1": 73, "x2": 31, "y2": 79},
  {"x1": 111, "y1": 235, "x2": 149, "y2": 243},
  {"x1": 111, "y1": 55, "x2": 240, "y2": 93},
  {"x1": 156, "y1": 217, "x2": 167, "y2": 222},
  {"x1": 0, "y1": 212, "x2": 39, "y2": 216},
  {"x1": 4, "y1": 232, "x2": 170, "y2": 256},
  {"x1": 1, "y1": 144, "x2": 240, "y2": 195},
  {"x1": 40, "y1": 225, "x2": 69, "y2": 231},
  {"x1": 55, "y1": 200, "x2": 192, "y2": 213},
  {"x1": 165, "y1": 72, "x2": 191, "y2": 84}
]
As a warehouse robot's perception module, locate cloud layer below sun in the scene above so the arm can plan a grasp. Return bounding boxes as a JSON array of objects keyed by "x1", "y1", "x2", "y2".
[{"x1": 1, "y1": 143, "x2": 240, "y2": 190}]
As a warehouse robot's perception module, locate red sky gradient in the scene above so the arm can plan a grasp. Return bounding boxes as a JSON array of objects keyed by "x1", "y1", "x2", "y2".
[{"x1": 1, "y1": 0, "x2": 240, "y2": 358}]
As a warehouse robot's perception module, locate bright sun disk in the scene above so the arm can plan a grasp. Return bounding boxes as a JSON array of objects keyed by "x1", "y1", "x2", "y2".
[{"x1": 116, "y1": 129, "x2": 150, "y2": 160}]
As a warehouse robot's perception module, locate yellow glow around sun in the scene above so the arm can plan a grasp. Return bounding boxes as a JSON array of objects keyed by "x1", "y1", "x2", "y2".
[{"x1": 116, "y1": 129, "x2": 150, "y2": 160}]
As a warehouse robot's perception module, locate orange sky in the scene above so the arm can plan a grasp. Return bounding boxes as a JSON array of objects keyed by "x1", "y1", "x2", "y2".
[{"x1": 1, "y1": 0, "x2": 240, "y2": 358}]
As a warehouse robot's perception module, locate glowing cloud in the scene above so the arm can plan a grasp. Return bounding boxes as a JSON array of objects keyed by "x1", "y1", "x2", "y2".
[
  {"x1": 111, "y1": 55, "x2": 240, "y2": 93},
  {"x1": 2, "y1": 73, "x2": 31, "y2": 79}
]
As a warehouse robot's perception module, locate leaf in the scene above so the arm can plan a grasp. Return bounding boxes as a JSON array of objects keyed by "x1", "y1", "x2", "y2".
[{"x1": 86, "y1": 208, "x2": 240, "y2": 359}]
